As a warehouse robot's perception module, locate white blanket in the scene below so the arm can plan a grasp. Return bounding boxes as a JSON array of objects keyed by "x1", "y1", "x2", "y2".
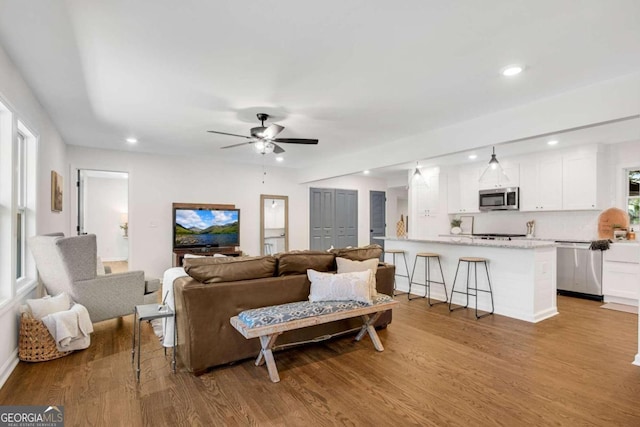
[
  {"x1": 161, "y1": 267, "x2": 188, "y2": 347},
  {"x1": 41, "y1": 304, "x2": 93, "y2": 352}
]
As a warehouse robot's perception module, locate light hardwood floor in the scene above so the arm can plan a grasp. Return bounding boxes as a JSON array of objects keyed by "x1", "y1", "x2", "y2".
[
  {"x1": 1, "y1": 296, "x2": 639, "y2": 426},
  {"x1": 103, "y1": 261, "x2": 128, "y2": 274}
]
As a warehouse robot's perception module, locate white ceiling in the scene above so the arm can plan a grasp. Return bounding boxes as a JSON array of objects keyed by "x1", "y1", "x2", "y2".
[{"x1": 0, "y1": 0, "x2": 639, "y2": 172}]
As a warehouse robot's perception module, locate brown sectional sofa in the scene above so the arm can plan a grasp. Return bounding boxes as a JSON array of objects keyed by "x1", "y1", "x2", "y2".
[{"x1": 173, "y1": 246, "x2": 395, "y2": 375}]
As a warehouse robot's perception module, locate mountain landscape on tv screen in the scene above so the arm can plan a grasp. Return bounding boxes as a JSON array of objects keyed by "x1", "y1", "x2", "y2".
[
  {"x1": 175, "y1": 207, "x2": 239, "y2": 247},
  {"x1": 175, "y1": 222, "x2": 238, "y2": 235}
]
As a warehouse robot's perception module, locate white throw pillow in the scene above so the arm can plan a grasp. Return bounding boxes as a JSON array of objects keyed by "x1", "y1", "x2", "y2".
[
  {"x1": 183, "y1": 253, "x2": 207, "y2": 259},
  {"x1": 335, "y1": 257, "x2": 379, "y2": 297},
  {"x1": 307, "y1": 269, "x2": 374, "y2": 305},
  {"x1": 26, "y1": 292, "x2": 71, "y2": 320},
  {"x1": 183, "y1": 253, "x2": 227, "y2": 258}
]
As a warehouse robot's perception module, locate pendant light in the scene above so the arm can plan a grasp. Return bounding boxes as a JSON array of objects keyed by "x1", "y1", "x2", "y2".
[
  {"x1": 411, "y1": 162, "x2": 429, "y2": 188},
  {"x1": 413, "y1": 163, "x2": 423, "y2": 180},
  {"x1": 479, "y1": 146, "x2": 509, "y2": 185}
]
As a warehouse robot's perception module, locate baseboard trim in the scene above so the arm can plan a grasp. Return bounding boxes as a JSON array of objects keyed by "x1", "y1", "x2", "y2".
[
  {"x1": 0, "y1": 349, "x2": 19, "y2": 390},
  {"x1": 633, "y1": 354, "x2": 640, "y2": 367}
]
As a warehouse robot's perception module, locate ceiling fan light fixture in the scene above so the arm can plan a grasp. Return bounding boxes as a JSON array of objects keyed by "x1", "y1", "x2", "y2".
[{"x1": 255, "y1": 141, "x2": 275, "y2": 154}]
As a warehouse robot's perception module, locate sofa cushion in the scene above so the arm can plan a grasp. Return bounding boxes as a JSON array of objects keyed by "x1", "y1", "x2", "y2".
[
  {"x1": 275, "y1": 251, "x2": 335, "y2": 276},
  {"x1": 307, "y1": 269, "x2": 374, "y2": 304},
  {"x1": 332, "y1": 244, "x2": 383, "y2": 261},
  {"x1": 336, "y1": 257, "x2": 379, "y2": 297},
  {"x1": 184, "y1": 256, "x2": 276, "y2": 284}
]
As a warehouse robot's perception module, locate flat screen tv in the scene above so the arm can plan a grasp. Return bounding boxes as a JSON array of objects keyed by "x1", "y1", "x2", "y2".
[{"x1": 173, "y1": 207, "x2": 240, "y2": 249}]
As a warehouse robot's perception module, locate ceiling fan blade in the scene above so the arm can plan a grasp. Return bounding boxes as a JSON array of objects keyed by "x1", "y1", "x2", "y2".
[
  {"x1": 262, "y1": 124, "x2": 284, "y2": 139},
  {"x1": 272, "y1": 143, "x2": 285, "y2": 154},
  {"x1": 221, "y1": 141, "x2": 255, "y2": 149},
  {"x1": 207, "y1": 130, "x2": 252, "y2": 139},
  {"x1": 273, "y1": 138, "x2": 319, "y2": 145}
]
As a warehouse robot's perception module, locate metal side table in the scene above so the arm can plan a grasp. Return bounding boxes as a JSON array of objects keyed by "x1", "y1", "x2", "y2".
[{"x1": 131, "y1": 303, "x2": 176, "y2": 382}]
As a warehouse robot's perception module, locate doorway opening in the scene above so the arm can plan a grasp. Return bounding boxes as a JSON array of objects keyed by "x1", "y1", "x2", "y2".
[{"x1": 77, "y1": 169, "x2": 129, "y2": 272}]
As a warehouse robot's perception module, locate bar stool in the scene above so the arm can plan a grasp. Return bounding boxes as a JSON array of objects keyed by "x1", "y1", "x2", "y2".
[
  {"x1": 383, "y1": 249, "x2": 410, "y2": 296},
  {"x1": 448, "y1": 257, "x2": 494, "y2": 319},
  {"x1": 264, "y1": 242, "x2": 274, "y2": 255},
  {"x1": 408, "y1": 252, "x2": 448, "y2": 305}
]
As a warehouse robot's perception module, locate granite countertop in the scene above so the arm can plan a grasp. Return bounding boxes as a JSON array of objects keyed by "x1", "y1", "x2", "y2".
[{"x1": 379, "y1": 236, "x2": 557, "y2": 249}]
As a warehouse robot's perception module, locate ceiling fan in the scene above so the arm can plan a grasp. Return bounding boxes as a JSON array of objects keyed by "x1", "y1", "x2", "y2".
[{"x1": 207, "y1": 113, "x2": 319, "y2": 154}]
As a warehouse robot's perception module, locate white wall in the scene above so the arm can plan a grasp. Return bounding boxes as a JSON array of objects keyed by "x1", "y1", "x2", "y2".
[
  {"x1": 0, "y1": 43, "x2": 68, "y2": 387},
  {"x1": 67, "y1": 147, "x2": 387, "y2": 278},
  {"x1": 84, "y1": 175, "x2": 128, "y2": 261},
  {"x1": 385, "y1": 186, "x2": 409, "y2": 237}
]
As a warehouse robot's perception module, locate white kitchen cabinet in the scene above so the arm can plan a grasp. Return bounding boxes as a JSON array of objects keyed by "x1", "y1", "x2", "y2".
[
  {"x1": 413, "y1": 172, "x2": 439, "y2": 217},
  {"x1": 478, "y1": 162, "x2": 519, "y2": 190},
  {"x1": 447, "y1": 168, "x2": 479, "y2": 214},
  {"x1": 603, "y1": 243, "x2": 640, "y2": 306},
  {"x1": 520, "y1": 156, "x2": 563, "y2": 211},
  {"x1": 562, "y1": 152, "x2": 599, "y2": 210}
]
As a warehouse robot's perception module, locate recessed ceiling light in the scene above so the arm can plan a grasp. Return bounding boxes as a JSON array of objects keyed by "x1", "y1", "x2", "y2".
[
  {"x1": 126, "y1": 137, "x2": 138, "y2": 144},
  {"x1": 363, "y1": 170, "x2": 370, "y2": 175},
  {"x1": 501, "y1": 65, "x2": 524, "y2": 77},
  {"x1": 275, "y1": 156, "x2": 284, "y2": 162},
  {"x1": 547, "y1": 140, "x2": 559, "y2": 146},
  {"x1": 468, "y1": 154, "x2": 478, "y2": 160}
]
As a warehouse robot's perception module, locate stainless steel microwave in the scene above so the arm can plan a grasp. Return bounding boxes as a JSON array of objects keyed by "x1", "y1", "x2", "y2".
[{"x1": 479, "y1": 187, "x2": 519, "y2": 211}]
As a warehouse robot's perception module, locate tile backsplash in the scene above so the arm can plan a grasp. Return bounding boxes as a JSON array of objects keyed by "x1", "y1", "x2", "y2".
[{"x1": 467, "y1": 210, "x2": 601, "y2": 241}]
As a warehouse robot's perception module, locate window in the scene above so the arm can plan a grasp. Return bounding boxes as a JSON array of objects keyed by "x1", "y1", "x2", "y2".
[
  {"x1": 16, "y1": 131, "x2": 26, "y2": 280},
  {"x1": 15, "y1": 121, "x2": 37, "y2": 293},
  {"x1": 628, "y1": 169, "x2": 640, "y2": 225},
  {"x1": 0, "y1": 100, "x2": 37, "y2": 304}
]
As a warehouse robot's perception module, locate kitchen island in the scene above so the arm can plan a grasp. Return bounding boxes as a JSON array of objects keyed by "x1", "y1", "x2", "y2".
[{"x1": 381, "y1": 236, "x2": 558, "y2": 323}]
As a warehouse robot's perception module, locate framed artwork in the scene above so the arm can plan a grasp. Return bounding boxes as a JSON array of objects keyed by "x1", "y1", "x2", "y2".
[
  {"x1": 460, "y1": 215, "x2": 474, "y2": 235},
  {"x1": 51, "y1": 171, "x2": 63, "y2": 212}
]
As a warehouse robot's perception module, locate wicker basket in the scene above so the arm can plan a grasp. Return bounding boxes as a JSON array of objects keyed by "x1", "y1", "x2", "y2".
[{"x1": 18, "y1": 312, "x2": 72, "y2": 362}]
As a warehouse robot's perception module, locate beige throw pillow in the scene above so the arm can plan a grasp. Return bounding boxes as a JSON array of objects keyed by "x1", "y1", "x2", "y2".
[
  {"x1": 336, "y1": 257, "x2": 379, "y2": 297},
  {"x1": 307, "y1": 269, "x2": 374, "y2": 305},
  {"x1": 26, "y1": 293, "x2": 71, "y2": 320}
]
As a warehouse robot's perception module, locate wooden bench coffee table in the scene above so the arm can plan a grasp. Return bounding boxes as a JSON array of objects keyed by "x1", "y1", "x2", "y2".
[{"x1": 230, "y1": 295, "x2": 398, "y2": 382}]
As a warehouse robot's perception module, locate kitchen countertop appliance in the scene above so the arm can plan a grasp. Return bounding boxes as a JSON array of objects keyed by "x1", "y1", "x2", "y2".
[{"x1": 556, "y1": 240, "x2": 603, "y2": 301}]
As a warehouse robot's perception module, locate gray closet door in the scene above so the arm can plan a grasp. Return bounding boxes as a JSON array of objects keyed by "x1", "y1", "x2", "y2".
[
  {"x1": 369, "y1": 190, "x2": 386, "y2": 249},
  {"x1": 335, "y1": 189, "x2": 358, "y2": 248},
  {"x1": 310, "y1": 188, "x2": 357, "y2": 250},
  {"x1": 310, "y1": 188, "x2": 334, "y2": 251}
]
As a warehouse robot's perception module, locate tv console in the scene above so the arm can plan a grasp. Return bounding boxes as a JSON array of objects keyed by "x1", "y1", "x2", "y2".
[{"x1": 173, "y1": 247, "x2": 243, "y2": 267}]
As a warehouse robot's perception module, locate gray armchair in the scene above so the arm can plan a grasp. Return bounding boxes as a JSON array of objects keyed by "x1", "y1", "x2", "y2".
[{"x1": 28, "y1": 233, "x2": 159, "y2": 323}]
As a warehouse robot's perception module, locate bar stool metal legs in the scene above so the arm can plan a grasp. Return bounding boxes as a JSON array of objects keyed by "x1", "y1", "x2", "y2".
[
  {"x1": 408, "y1": 253, "x2": 448, "y2": 305},
  {"x1": 383, "y1": 250, "x2": 410, "y2": 296},
  {"x1": 448, "y1": 257, "x2": 494, "y2": 319}
]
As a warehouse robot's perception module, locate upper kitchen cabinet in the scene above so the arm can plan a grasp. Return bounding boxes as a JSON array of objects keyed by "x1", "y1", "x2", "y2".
[
  {"x1": 447, "y1": 167, "x2": 480, "y2": 214},
  {"x1": 412, "y1": 170, "x2": 439, "y2": 217},
  {"x1": 478, "y1": 162, "x2": 519, "y2": 190},
  {"x1": 520, "y1": 155, "x2": 563, "y2": 211},
  {"x1": 562, "y1": 148, "x2": 608, "y2": 210}
]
